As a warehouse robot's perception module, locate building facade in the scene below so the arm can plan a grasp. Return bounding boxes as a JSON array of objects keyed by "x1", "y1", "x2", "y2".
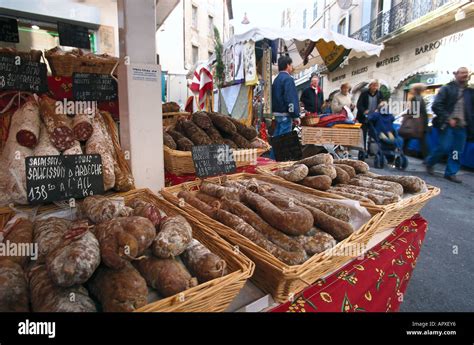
[
  {"x1": 156, "y1": 0, "x2": 233, "y2": 106},
  {"x1": 281, "y1": 0, "x2": 474, "y2": 113}
]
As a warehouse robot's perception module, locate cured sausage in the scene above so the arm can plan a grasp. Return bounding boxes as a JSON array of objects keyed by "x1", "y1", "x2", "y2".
[
  {"x1": 333, "y1": 166, "x2": 351, "y2": 185},
  {"x1": 0, "y1": 259, "x2": 29, "y2": 312},
  {"x1": 87, "y1": 263, "x2": 147, "y2": 312},
  {"x1": 81, "y1": 195, "x2": 123, "y2": 224},
  {"x1": 239, "y1": 189, "x2": 314, "y2": 236},
  {"x1": 63, "y1": 140, "x2": 83, "y2": 155},
  {"x1": 15, "y1": 101, "x2": 40, "y2": 148},
  {"x1": 300, "y1": 175, "x2": 332, "y2": 190},
  {"x1": 34, "y1": 217, "x2": 70, "y2": 264},
  {"x1": 326, "y1": 189, "x2": 375, "y2": 205},
  {"x1": 274, "y1": 164, "x2": 309, "y2": 182},
  {"x1": 213, "y1": 206, "x2": 306, "y2": 265},
  {"x1": 177, "y1": 191, "x2": 216, "y2": 218},
  {"x1": 181, "y1": 239, "x2": 228, "y2": 283},
  {"x1": 1, "y1": 217, "x2": 33, "y2": 268},
  {"x1": 219, "y1": 197, "x2": 305, "y2": 253},
  {"x1": 46, "y1": 226, "x2": 100, "y2": 287},
  {"x1": 294, "y1": 228, "x2": 337, "y2": 256},
  {"x1": 152, "y1": 215, "x2": 192, "y2": 259},
  {"x1": 134, "y1": 256, "x2": 198, "y2": 297},
  {"x1": 29, "y1": 264, "x2": 96, "y2": 312},
  {"x1": 208, "y1": 113, "x2": 237, "y2": 134},
  {"x1": 72, "y1": 113, "x2": 93, "y2": 142},
  {"x1": 296, "y1": 153, "x2": 333, "y2": 168},
  {"x1": 348, "y1": 178, "x2": 403, "y2": 196},
  {"x1": 86, "y1": 115, "x2": 115, "y2": 190},
  {"x1": 334, "y1": 159, "x2": 369, "y2": 174},
  {"x1": 333, "y1": 163, "x2": 356, "y2": 178},
  {"x1": 373, "y1": 175, "x2": 426, "y2": 193},
  {"x1": 192, "y1": 112, "x2": 213, "y2": 129},
  {"x1": 309, "y1": 164, "x2": 337, "y2": 179},
  {"x1": 39, "y1": 95, "x2": 75, "y2": 151}
]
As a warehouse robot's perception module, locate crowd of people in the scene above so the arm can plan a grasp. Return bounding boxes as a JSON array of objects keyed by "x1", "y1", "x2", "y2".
[{"x1": 271, "y1": 56, "x2": 473, "y2": 183}]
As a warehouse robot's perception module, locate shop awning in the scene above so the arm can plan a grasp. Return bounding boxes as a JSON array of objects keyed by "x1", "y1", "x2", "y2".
[{"x1": 222, "y1": 27, "x2": 384, "y2": 73}]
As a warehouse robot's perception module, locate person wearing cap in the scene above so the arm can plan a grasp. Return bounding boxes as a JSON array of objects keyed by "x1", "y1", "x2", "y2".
[
  {"x1": 426, "y1": 67, "x2": 474, "y2": 183},
  {"x1": 331, "y1": 82, "x2": 355, "y2": 113},
  {"x1": 356, "y1": 79, "x2": 384, "y2": 156}
]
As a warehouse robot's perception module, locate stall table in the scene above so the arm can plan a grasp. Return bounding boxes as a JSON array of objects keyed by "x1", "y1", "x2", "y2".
[{"x1": 269, "y1": 215, "x2": 427, "y2": 312}]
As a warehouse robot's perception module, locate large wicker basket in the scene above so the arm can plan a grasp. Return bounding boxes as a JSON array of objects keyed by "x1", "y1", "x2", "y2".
[
  {"x1": 164, "y1": 139, "x2": 271, "y2": 176},
  {"x1": 161, "y1": 173, "x2": 385, "y2": 303},
  {"x1": 256, "y1": 162, "x2": 440, "y2": 232},
  {"x1": 0, "y1": 189, "x2": 254, "y2": 312},
  {"x1": 45, "y1": 52, "x2": 118, "y2": 77},
  {"x1": 301, "y1": 126, "x2": 363, "y2": 148}
]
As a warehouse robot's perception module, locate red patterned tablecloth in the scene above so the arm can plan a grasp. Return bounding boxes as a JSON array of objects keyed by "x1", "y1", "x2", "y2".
[
  {"x1": 271, "y1": 214, "x2": 427, "y2": 312},
  {"x1": 165, "y1": 156, "x2": 275, "y2": 186}
]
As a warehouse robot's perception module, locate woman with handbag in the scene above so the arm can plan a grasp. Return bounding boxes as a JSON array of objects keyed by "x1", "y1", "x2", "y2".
[{"x1": 400, "y1": 83, "x2": 429, "y2": 158}]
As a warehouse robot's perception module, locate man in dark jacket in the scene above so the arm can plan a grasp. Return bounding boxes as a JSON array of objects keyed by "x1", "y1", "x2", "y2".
[
  {"x1": 356, "y1": 80, "x2": 384, "y2": 156},
  {"x1": 270, "y1": 55, "x2": 300, "y2": 159},
  {"x1": 300, "y1": 75, "x2": 324, "y2": 114},
  {"x1": 426, "y1": 67, "x2": 473, "y2": 183}
]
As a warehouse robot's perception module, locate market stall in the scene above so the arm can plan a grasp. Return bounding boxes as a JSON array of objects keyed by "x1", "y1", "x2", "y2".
[
  {"x1": 0, "y1": 4, "x2": 439, "y2": 315},
  {"x1": 214, "y1": 27, "x2": 384, "y2": 160}
]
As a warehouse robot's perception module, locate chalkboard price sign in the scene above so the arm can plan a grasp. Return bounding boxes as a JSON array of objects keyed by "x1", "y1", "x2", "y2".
[
  {"x1": 191, "y1": 144, "x2": 237, "y2": 178},
  {"x1": 0, "y1": 17, "x2": 19, "y2": 43},
  {"x1": 0, "y1": 55, "x2": 48, "y2": 93},
  {"x1": 270, "y1": 131, "x2": 303, "y2": 162},
  {"x1": 25, "y1": 154, "x2": 105, "y2": 205},
  {"x1": 58, "y1": 21, "x2": 90, "y2": 49},
  {"x1": 73, "y1": 73, "x2": 118, "y2": 101}
]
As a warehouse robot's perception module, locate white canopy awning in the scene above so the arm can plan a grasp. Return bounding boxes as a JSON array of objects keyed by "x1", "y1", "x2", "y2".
[{"x1": 223, "y1": 27, "x2": 384, "y2": 73}]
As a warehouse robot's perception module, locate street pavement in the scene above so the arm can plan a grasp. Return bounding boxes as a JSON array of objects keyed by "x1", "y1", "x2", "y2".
[{"x1": 370, "y1": 156, "x2": 474, "y2": 312}]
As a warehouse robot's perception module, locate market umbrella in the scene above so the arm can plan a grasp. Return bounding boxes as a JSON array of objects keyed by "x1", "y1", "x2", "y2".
[{"x1": 222, "y1": 27, "x2": 384, "y2": 73}]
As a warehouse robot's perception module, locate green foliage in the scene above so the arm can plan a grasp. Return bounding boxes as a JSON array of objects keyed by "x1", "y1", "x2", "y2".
[
  {"x1": 380, "y1": 84, "x2": 391, "y2": 100},
  {"x1": 213, "y1": 26, "x2": 224, "y2": 87}
]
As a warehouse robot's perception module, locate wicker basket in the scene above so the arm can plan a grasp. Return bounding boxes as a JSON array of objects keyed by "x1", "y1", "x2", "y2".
[
  {"x1": 0, "y1": 48, "x2": 43, "y2": 62},
  {"x1": 164, "y1": 139, "x2": 271, "y2": 176},
  {"x1": 161, "y1": 173, "x2": 385, "y2": 303},
  {"x1": 0, "y1": 189, "x2": 254, "y2": 312},
  {"x1": 301, "y1": 126, "x2": 363, "y2": 148},
  {"x1": 163, "y1": 112, "x2": 191, "y2": 128},
  {"x1": 45, "y1": 52, "x2": 118, "y2": 77},
  {"x1": 256, "y1": 162, "x2": 440, "y2": 232}
]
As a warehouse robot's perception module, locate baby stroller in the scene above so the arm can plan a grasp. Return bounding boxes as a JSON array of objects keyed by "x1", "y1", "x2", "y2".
[{"x1": 367, "y1": 110, "x2": 408, "y2": 170}]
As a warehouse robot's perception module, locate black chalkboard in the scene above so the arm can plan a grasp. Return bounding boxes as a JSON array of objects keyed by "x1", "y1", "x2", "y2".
[
  {"x1": 0, "y1": 55, "x2": 47, "y2": 93},
  {"x1": 270, "y1": 131, "x2": 303, "y2": 162},
  {"x1": 73, "y1": 73, "x2": 118, "y2": 101},
  {"x1": 57, "y1": 21, "x2": 90, "y2": 49},
  {"x1": 0, "y1": 17, "x2": 19, "y2": 43},
  {"x1": 25, "y1": 154, "x2": 105, "y2": 205},
  {"x1": 192, "y1": 144, "x2": 237, "y2": 178}
]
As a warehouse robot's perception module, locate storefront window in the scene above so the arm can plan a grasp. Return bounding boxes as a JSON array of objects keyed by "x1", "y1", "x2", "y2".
[{"x1": 0, "y1": 19, "x2": 96, "y2": 53}]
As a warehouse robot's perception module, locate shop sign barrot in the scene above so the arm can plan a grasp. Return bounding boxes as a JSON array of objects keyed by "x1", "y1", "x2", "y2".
[{"x1": 415, "y1": 31, "x2": 465, "y2": 55}]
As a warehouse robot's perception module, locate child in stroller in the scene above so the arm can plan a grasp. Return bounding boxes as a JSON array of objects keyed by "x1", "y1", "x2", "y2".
[{"x1": 367, "y1": 102, "x2": 408, "y2": 170}]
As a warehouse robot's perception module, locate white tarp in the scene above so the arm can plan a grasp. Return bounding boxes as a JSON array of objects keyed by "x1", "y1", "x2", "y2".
[{"x1": 223, "y1": 27, "x2": 384, "y2": 73}]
